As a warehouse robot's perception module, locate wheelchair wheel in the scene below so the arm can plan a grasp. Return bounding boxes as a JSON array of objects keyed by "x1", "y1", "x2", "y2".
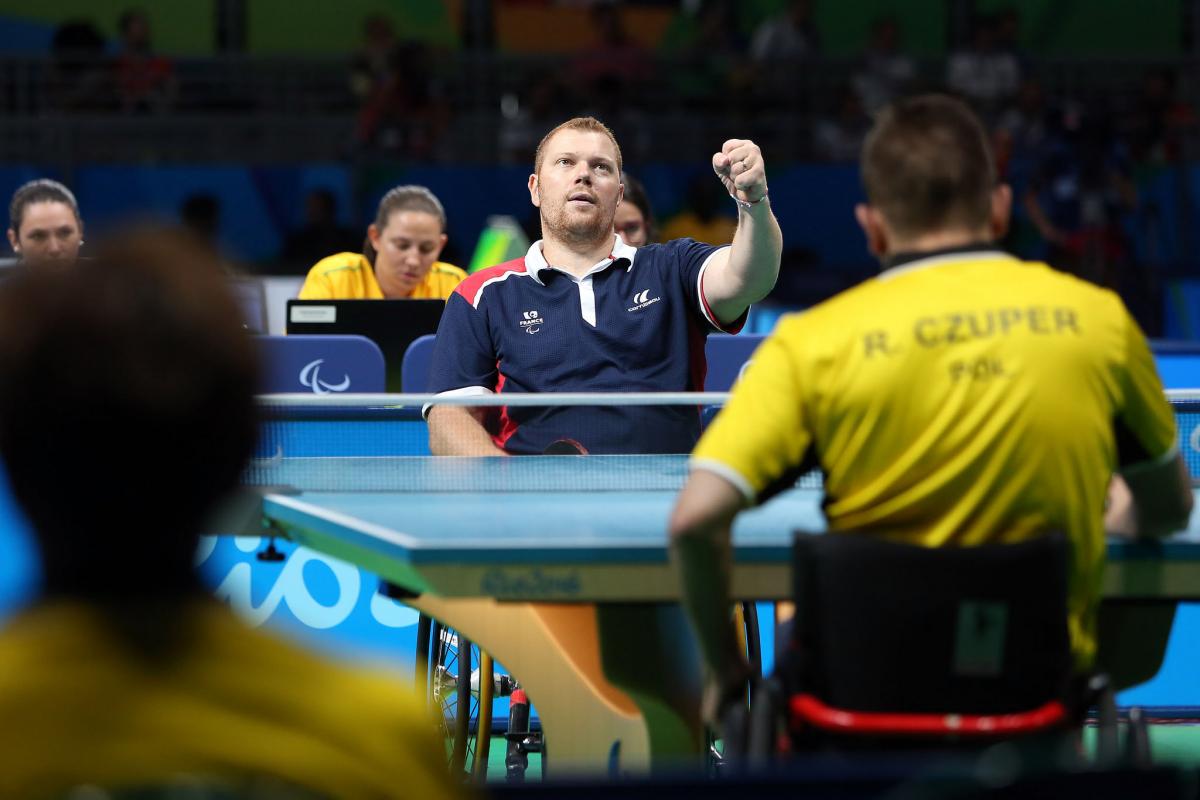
[
  {"x1": 428, "y1": 621, "x2": 494, "y2": 779},
  {"x1": 747, "y1": 676, "x2": 783, "y2": 766},
  {"x1": 709, "y1": 602, "x2": 765, "y2": 772}
]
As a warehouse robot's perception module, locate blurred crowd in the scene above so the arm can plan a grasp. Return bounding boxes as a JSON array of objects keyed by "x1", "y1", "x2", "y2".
[
  {"x1": 18, "y1": 2, "x2": 1197, "y2": 166},
  {"x1": 10, "y1": 0, "x2": 1200, "y2": 332}
]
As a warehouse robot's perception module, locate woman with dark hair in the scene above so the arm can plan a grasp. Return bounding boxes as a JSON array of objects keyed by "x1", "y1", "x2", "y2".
[
  {"x1": 299, "y1": 184, "x2": 465, "y2": 299},
  {"x1": 7, "y1": 179, "x2": 84, "y2": 263},
  {"x1": 614, "y1": 171, "x2": 655, "y2": 246}
]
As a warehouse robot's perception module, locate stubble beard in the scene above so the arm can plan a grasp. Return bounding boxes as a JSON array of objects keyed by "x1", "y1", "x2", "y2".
[{"x1": 541, "y1": 200, "x2": 615, "y2": 247}]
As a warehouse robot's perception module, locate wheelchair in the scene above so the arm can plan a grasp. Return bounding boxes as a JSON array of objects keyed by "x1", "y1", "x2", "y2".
[{"x1": 724, "y1": 532, "x2": 1150, "y2": 771}]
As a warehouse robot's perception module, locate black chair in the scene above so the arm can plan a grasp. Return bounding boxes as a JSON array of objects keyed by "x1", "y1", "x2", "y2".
[{"x1": 742, "y1": 532, "x2": 1146, "y2": 767}]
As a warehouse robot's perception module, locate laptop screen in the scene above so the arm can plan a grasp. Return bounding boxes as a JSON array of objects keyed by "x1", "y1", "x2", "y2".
[{"x1": 285, "y1": 299, "x2": 444, "y2": 392}]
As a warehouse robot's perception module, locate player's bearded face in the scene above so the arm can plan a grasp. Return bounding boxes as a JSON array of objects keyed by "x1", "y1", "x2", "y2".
[{"x1": 535, "y1": 130, "x2": 621, "y2": 244}]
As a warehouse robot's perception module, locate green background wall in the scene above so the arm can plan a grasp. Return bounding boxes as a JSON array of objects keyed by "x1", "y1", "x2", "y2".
[{"x1": 0, "y1": 0, "x2": 214, "y2": 54}]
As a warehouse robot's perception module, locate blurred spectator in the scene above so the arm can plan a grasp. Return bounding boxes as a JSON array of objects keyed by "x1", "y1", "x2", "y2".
[
  {"x1": 994, "y1": 6, "x2": 1024, "y2": 61},
  {"x1": 813, "y1": 84, "x2": 870, "y2": 161},
  {"x1": 1024, "y1": 106, "x2": 1136, "y2": 290},
  {"x1": 659, "y1": 173, "x2": 737, "y2": 245},
  {"x1": 0, "y1": 227, "x2": 464, "y2": 797},
  {"x1": 615, "y1": 172, "x2": 656, "y2": 246},
  {"x1": 569, "y1": 6, "x2": 654, "y2": 160},
  {"x1": 280, "y1": 188, "x2": 360, "y2": 272},
  {"x1": 995, "y1": 78, "x2": 1050, "y2": 161},
  {"x1": 6, "y1": 179, "x2": 84, "y2": 264},
  {"x1": 946, "y1": 14, "x2": 1020, "y2": 119},
  {"x1": 180, "y1": 193, "x2": 222, "y2": 255},
  {"x1": 499, "y1": 73, "x2": 572, "y2": 165},
  {"x1": 660, "y1": 0, "x2": 750, "y2": 107},
  {"x1": 749, "y1": 0, "x2": 821, "y2": 62},
  {"x1": 572, "y1": 4, "x2": 652, "y2": 91},
  {"x1": 853, "y1": 17, "x2": 916, "y2": 114},
  {"x1": 356, "y1": 38, "x2": 449, "y2": 158},
  {"x1": 112, "y1": 8, "x2": 175, "y2": 113},
  {"x1": 46, "y1": 20, "x2": 111, "y2": 112},
  {"x1": 349, "y1": 13, "x2": 397, "y2": 102},
  {"x1": 1123, "y1": 69, "x2": 1196, "y2": 165}
]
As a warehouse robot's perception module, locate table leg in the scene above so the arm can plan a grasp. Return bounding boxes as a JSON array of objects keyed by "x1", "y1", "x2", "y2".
[
  {"x1": 595, "y1": 603, "x2": 705, "y2": 769},
  {"x1": 409, "y1": 596, "x2": 652, "y2": 775}
]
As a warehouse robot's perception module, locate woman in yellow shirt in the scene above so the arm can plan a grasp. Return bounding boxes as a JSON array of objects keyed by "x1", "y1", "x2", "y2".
[{"x1": 299, "y1": 185, "x2": 466, "y2": 300}]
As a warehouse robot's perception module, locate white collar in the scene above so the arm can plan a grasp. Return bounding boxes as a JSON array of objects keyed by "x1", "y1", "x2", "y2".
[{"x1": 524, "y1": 234, "x2": 638, "y2": 285}]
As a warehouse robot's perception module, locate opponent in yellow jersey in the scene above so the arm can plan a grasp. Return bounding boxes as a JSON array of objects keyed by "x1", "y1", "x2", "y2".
[
  {"x1": 299, "y1": 184, "x2": 465, "y2": 301},
  {"x1": 669, "y1": 95, "x2": 1192, "y2": 726},
  {"x1": 692, "y1": 246, "x2": 1175, "y2": 667},
  {"x1": 300, "y1": 250, "x2": 466, "y2": 300}
]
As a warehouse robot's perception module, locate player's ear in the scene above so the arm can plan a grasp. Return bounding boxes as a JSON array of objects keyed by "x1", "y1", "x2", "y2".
[
  {"x1": 366, "y1": 223, "x2": 381, "y2": 249},
  {"x1": 528, "y1": 173, "x2": 540, "y2": 208},
  {"x1": 991, "y1": 183, "x2": 1013, "y2": 242},
  {"x1": 855, "y1": 204, "x2": 887, "y2": 258},
  {"x1": 7, "y1": 228, "x2": 18, "y2": 254},
  {"x1": 435, "y1": 232, "x2": 448, "y2": 257}
]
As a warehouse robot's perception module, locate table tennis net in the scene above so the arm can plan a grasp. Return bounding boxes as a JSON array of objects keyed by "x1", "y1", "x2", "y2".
[
  {"x1": 246, "y1": 392, "x2": 1200, "y2": 493},
  {"x1": 246, "y1": 392, "x2": 824, "y2": 493}
]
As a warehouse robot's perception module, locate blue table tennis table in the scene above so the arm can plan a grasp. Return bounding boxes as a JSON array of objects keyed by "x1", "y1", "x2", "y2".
[{"x1": 238, "y1": 449, "x2": 1200, "y2": 774}]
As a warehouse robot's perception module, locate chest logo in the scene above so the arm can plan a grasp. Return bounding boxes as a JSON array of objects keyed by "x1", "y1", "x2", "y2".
[
  {"x1": 627, "y1": 289, "x2": 661, "y2": 312},
  {"x1": 519, "y1": 309, "x2": 544, "y2": 334}
]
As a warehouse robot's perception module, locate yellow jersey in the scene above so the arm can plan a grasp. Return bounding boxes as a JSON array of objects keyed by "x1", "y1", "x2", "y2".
[
  {"x1": 299, "y1": 252, "x2": 466, "y2": 300},
  {"x1": 0, "y1": 599, "x2": 464, "y2": 799},
  {"x1": 693, "y1": 247, "x2": 1177, "y2": 667}
]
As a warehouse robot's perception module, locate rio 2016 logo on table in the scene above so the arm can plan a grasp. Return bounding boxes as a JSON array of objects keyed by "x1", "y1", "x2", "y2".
[
  {"x1": 481, "y1": 566, "x2": 582, "y2": 598},
  {"x1": 298, "y1": 358, "x2": 351, "y2": 394},
  {"x1": 196, "y1": 535, "x2": 418, "y2": 634}
]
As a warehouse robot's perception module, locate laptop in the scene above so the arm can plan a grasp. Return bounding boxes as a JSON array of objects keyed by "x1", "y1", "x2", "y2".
[
  {"x1": 286, "y1": 299, "x2": 445, "y2": 392},
  {"x1": 228, "y1": 277, "x2": 268, "y2": 334}
]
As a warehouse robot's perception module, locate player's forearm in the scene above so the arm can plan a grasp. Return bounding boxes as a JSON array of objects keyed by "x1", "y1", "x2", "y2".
[
  {"x1": 427, "y1": 405, "x2": 507, "y2": 456},
  {"x1": 1118, "y1": 455, "x2": 1194, "y2": 539},
  {"x1": 669, "y1": 519, "x2": 740, "y2": 677},
  {"x1": 730, "y1": 201, "x2": 783, "y2": 299},
  {"x1": 707, "y1": 203, "x2": 782, "y2": 322}
]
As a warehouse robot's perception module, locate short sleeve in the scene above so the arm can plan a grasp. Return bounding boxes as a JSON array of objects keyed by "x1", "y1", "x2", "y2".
[
  {"x1": 661, "y1": 238, "x2": 745, "y2": 334},
  {"x1": 427, "y1": 292, "x2": 499, "y2": 395},
  {"x1": 297, "y1": 267, "x2": 334, "y2": 300},
  {"x1": 1115, "y1": 310, "x2": 1177, "y2": 472},
  {"x1": 690, "y1": 319, "x2": 814, "y2": 502}
]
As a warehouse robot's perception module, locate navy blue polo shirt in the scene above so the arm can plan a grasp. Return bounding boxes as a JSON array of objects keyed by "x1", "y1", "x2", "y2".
[{"x1": 427, "y1": 235, "x2": 745, "y2": 455}]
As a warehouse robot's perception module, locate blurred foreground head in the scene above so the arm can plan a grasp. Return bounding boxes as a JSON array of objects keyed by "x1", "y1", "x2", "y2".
[{"x1": 0, "y1": 227, "x2": 259, "y2": 599}]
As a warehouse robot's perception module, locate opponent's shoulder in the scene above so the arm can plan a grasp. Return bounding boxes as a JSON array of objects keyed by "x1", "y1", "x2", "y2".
[{"x1": 453, "y1": 257, "x2": 531, "y2": 306}]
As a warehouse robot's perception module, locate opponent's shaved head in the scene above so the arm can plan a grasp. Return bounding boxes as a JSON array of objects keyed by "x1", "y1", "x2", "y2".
[{"x1": 861, "y1": 94, "x2": 996, "y2": 238}]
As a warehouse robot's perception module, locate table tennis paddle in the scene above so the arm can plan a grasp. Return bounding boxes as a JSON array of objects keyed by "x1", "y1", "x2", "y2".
[{"x1": 543, "y1": 438, "x2": 589, "y2": 455}]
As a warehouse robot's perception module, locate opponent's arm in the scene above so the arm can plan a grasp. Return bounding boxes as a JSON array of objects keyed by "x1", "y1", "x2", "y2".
[
  {"x1": 701, "y1": 139, "x2": 783, "y2": 324},
  {"x1": 668, "y1": 469, "x2": 751, "y2": 723},
  {"x1": 1105, "y1": 308, "x2": 1194, "y2": 539},
  {"x1": 1105, "y1": 456, "x2": 1192, "y2": 539},
  {"x1": 428, "y1": 404, "x2": 507, "y2": 456}
]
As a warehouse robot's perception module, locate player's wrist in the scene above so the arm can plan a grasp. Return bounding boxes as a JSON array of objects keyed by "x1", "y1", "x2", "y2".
[{"x1": 731, "y1": 189, "x2": 769, "y2": 211}]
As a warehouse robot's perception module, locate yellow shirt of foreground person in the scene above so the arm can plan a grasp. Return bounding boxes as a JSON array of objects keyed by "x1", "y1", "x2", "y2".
[{"x1": 0, "y1": 600, "x2": 464, "y2": 799}]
